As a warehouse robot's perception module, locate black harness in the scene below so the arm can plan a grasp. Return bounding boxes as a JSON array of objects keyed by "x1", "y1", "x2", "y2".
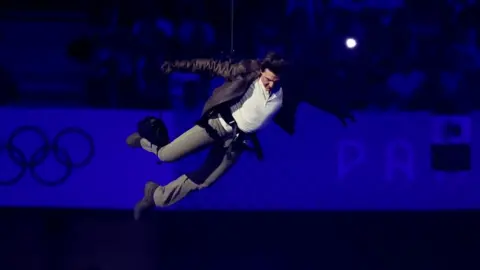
[{"x1": 198, "y1": 107, "x2": 264, "y2": 161}]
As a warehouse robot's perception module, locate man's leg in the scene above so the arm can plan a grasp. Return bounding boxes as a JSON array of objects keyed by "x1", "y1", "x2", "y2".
[
  {"x1": 127, "y1": 117, "x2": 226, "y2": 162},
  {"x1": 139, "y1": 125, "x2": 214, "y2": 162},
  {"x1": 152, "y1": 139, "x2": 243, "y2": 206},
  {"x1": 134, "y1": 137, "x2": 243, "y2": 219}
]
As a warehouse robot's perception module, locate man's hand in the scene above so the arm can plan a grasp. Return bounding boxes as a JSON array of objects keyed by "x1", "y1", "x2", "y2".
[{"x1": 161, "y1": 62, "x2": 173, "y2": 74}]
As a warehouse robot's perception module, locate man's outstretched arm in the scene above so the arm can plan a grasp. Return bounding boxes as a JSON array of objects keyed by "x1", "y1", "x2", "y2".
[{"x1": 161, "y1": 59, "x2": 247, "y2": 78}]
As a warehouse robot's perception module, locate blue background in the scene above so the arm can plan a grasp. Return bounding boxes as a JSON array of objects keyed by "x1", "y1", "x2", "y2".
[{"x1": 1, "y1": 107, "x2": 477, "y2": 209}]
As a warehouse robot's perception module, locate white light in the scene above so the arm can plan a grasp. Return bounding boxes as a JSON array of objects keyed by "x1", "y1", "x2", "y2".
[{"x1": 345, "y1": 38, "x2": 357, "y2": 49}]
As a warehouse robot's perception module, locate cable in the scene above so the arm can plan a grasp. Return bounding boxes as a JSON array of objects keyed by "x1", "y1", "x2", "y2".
[{"x1": 230, "y1": 0, "x2": 235, "y2": 55}]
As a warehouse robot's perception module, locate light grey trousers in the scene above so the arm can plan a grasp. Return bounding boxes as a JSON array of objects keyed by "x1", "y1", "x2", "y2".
[{"x1": 140, "y1": 117, "x2": 242, "y2": 207}]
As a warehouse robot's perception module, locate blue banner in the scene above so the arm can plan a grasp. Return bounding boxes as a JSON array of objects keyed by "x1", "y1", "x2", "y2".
[{"x1": 0, "y1": 106, "x2": 478, "y2": 209}]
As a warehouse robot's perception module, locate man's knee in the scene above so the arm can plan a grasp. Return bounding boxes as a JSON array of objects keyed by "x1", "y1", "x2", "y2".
[{"x1": 157, "y1": 145, "x2": 180, "y2": 163}]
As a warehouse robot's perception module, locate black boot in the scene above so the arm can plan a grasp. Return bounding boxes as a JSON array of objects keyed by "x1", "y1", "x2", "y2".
[{"x1": 134, "y1": 181, "x2": 160, "y2": 220}]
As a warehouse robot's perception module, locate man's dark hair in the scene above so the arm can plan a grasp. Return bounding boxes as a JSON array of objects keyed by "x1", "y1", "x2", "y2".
[{"x1": 260, "y1": 51, "x2": 287, "y2": 76}]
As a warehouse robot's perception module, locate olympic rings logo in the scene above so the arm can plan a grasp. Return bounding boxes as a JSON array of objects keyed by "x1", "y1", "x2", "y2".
[{"x1": 0, "y1": 126, "x2": 95, "y2": 186}]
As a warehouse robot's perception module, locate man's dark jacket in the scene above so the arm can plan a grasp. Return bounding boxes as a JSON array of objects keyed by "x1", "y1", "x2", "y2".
[{"x1": 164, "y1": 58, "x2": 352, "y2": 135}]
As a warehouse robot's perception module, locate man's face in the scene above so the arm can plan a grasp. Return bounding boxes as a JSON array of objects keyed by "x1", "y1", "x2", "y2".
[{"x1": 260, "y1": 68, "x2": 280, "y2": 92}]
